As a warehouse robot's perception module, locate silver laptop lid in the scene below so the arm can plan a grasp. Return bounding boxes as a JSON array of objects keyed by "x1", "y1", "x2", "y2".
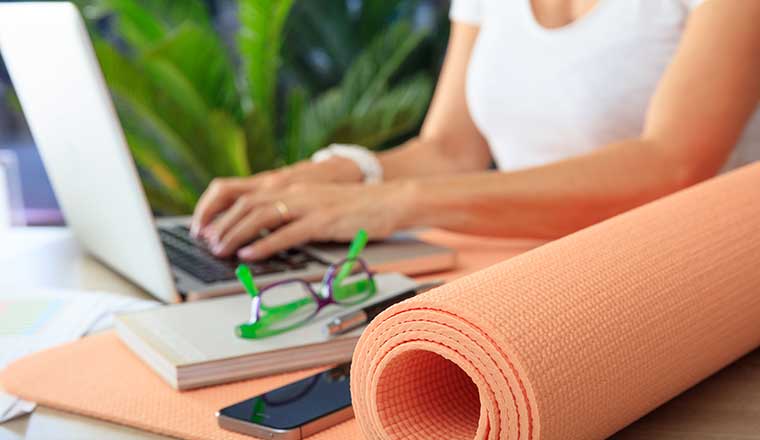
[{"x1": 0, "y1": 2, "x2": 179, "y2": 302}]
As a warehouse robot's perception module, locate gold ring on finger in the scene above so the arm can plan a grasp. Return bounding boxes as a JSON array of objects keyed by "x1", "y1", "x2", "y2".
[{"x1": 273, "y1": 200, "x2": 291, "y2": 222}]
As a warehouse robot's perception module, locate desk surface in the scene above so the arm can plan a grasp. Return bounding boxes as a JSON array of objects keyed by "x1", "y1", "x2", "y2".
[{"x1": 1, "y1": 227, "x2": 759, "y2": 440}]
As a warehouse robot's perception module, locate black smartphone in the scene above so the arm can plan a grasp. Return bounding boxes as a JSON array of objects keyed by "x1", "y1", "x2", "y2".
[{"x1": 216, "y1": 363, "x2": 353, "y2": 440}]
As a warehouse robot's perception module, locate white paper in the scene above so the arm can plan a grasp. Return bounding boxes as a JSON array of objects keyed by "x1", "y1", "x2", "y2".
[
  {"x1": 0, "y1": 392, "x2": 35, "y2": 423},
  {"x1": 0, "y1": 288, "x2": 158, "y2": 422}
]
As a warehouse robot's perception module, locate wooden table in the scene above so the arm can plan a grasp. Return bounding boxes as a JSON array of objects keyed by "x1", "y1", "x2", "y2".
[{"x1": 1, "y1": 227, "x2": 759, "y2": 440}]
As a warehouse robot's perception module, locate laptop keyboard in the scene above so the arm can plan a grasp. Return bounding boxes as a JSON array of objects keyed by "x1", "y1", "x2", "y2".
[{"x1": 158, "y1": 225, "x2": 321, "y2": 284}]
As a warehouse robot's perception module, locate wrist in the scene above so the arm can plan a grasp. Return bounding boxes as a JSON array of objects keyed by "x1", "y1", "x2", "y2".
[
  {"x1": 311, "y1": 144, "x2": 382, "y2": 184},
  {"x1": 321, "y1": 157, "x2": 365, "y2": 183},
  {"x1": 290, "y1": 157, "x2": 363, "y2": 183},
  {"x1": 386, "y1": 180, "x2": 424, "y2": 230}
]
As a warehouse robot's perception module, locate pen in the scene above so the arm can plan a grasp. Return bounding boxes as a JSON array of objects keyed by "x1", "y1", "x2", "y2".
[{"x1": 326, "y1": 281, "x2": 444, "y2": 336}]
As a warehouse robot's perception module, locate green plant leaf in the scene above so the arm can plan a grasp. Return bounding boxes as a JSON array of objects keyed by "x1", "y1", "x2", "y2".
[
  {"x1": 122, "y1": 120, "x2": 200, "y2": 215},
  {"x1": 344, "y1": 21, "x2": 429, "y2": 115},
  {"x1": 140, "y1": 23, "x2": 248, "y2": 178},
  {"x1": 238, "y1": 0, "x2": 295, "y2": 152},
  {"x1": 299, "y1": 87, "x2": 347, "y2": 155},
  {"x1": 287, "y1": 1, "x2": 355, "y2": 72},
  {"x1": 82, "y1": 0, "x2": 165, "y2": 51},
  {"x1": 146, "y1": 23, "x2": 240, "y2": 119},
  {"x1": 298, "y1": 20, "x2": 430, "y2": 155},
  {"x1": 115, "y1": 92, "x2": 206, "y2": 196},
  {"x1": 94, "y1": 39, "x2": 211, "y2": 188},
  {"x1": 207, "y1": 111, "x2": 251, "y2": 176},
  {"x1": 244, "y1": 110, "x2": 283, "y2": 173},
  {"x1": 143, "y1": 58, "x2": 208, "y2": 125},
  {"x1": 142, "y1": 178, "x2": 196, "y2": 215},
  {"x1": 129, "y1": 0, "x2": 212, "y2": 29},
  {"x1": 124, "y1": 132, "x2": 196, "y2": 203},
  {"x1": 79, "y1": 0, "x2": 212, "y2": 50},
  {"x1": 136, "y1": 59, "x2": 230, "y2": 178},
  {"x1": 336, "y1": 74, "x2": 434, "y2": 148},
  {"x1": 281, "y1": 0, "x2": 421, "y2": 95},
  {"x1": 283, "y1": 87, "x2": 307, "y2": 163}
]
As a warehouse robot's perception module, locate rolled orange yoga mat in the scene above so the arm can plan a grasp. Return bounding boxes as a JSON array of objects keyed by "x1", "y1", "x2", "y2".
[{"x1": 351, "y1": 163, "x2": 760, "y2": 440}]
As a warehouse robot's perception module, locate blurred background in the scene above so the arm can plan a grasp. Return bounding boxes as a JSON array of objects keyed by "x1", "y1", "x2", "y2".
[{"x1": 0, "y1": 0, "x2": 451, "y2": 225}]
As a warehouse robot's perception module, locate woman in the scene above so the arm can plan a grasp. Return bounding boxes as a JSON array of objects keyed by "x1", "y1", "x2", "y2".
[{"x1": 191, "y1": 0, "x2": 760, "y2": 261}]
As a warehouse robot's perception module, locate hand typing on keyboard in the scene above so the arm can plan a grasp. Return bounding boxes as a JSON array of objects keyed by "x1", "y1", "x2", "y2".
[
  {"x1": 159, "y1": 226, "x2": 319, "y2": 283},
  {"x1": 190, "y1": 164, "x2": 414, "y2": 261}
]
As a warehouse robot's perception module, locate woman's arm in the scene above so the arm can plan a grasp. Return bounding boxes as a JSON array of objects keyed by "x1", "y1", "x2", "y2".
[{"x1": 396, "y1": 0, "x2": 760, "y2": 238}]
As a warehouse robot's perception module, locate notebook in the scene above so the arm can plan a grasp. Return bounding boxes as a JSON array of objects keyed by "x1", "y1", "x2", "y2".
[{"x1": 115, "y1": 272, "x2": 418, "y2": 390}]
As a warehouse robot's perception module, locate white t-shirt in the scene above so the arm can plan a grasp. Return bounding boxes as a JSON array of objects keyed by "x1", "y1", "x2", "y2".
[{"x1": 450, "y1": 0, "x2": 760, "y2": 172}]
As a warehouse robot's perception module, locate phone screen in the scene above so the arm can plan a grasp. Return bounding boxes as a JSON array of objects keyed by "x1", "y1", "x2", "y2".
[{"x1": 219, "y1": 363, "x2": 352, "y2": 430}]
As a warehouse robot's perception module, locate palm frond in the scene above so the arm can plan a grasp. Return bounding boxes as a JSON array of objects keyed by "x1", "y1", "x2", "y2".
[
  {"x1": 98, "y1": 22, "x2": 247, "y2": 181},
  {"x1": 142, "y1": 59, "x2": 207, "y2": 125},
  {"x1": 343, "y1": 21, "x2": 429, "y2": 115},
  {"x1": 94, "y1": 39, "x2": 211, "y2": 188},
  {"x1": 128, "y1": 0, "x2": 212, "y2": 29},
  {"x1": 80, "y1": 0, "x2": 165, "y2": 50},
  {"x1": 238, "y1": 0, "x2": 295, "y2": 150},
  {"x1": 286, "y1": 1, "x2": 355, "y2": 72},
  {"x1": 142, "y1": 179, "x2": 197, "y2": 214},
  {"x1": 281, "y1": 0, "x2": 416, "y2": 95},
  {"x1": 283, "y1": 87, "x2": 307, "y2": 163},
  {"x1": 146, "y1": 23, "x2": 240, "y2": 119},
  {"x1": 80, "y1": 0, "x2": 212, "y2": 45},
  {"x1": 207, "y1": 111, "x2": 251, "y2": 177},
  {"x1": 121, "y1": 109, "x2": 200, "y2": 214},
  {"x1": 298, "y1": 20, "x2": 431, "y2": 155},
  {"x1": 299, "y1": 88, "x2": 347, "y2": 155},
  {"x1": 243, "y1": 109, "x2": 283, "y2": 173},
  {"x1": 335, "y1": 74, "x2": 434, "y2": 148},
  {"x1": 125, "y1": 132, "x2": 197, "y2": 205}
]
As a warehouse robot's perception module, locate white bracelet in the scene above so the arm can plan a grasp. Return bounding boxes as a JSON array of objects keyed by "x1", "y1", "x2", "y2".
[{"x1": 311, "y1": 144, "x2": 383, "y2": 184}]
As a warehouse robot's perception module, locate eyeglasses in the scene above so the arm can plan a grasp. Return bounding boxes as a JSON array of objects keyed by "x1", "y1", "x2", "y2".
[{"x1": 235, "y1": 229, "x2": 377, "y2": 339}]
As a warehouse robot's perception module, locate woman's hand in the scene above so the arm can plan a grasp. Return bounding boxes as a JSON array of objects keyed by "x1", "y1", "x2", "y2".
[
  {"x1": 191, "y1": 157, "x2": 363, "y2": 238},
  {"x1": 200, "y1": 180, "x2": 417, "y2": 261}
]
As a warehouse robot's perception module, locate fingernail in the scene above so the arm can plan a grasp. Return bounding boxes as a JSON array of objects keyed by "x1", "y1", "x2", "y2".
[
  {"x1": 190, "y1": 225, "x2": 199, "y2": 238},
  {"x1": 212, "y1": 244, "x2": 225, "y2": 255},
  {"x1": 206, "y1": 231, "x2": 218, "y2": 243},
  {"x1": 238, "y1": 248, "x2": 259, "y2": 260}
]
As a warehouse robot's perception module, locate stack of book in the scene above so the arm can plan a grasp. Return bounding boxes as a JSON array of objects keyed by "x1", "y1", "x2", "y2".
[{"x1": 115, "y1": 273, "x2": 418, "y2": 389}]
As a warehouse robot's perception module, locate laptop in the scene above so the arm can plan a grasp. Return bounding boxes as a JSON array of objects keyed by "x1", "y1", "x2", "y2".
[{"x1": 0, "y1": 2, "x2": 456, "y2": 303}]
